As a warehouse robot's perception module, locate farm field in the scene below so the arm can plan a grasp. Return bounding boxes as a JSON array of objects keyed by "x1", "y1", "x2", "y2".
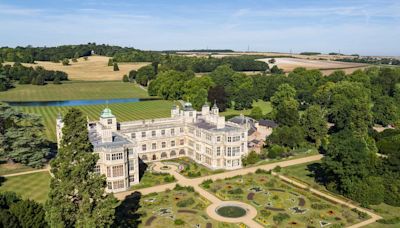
[
  {"x1": 257, "y1": 57, "x2": 368, "y2": 75},
  {"x1": 0, "y1": 81, "x2": 150, "y2": 101},
  {"x1": 282, "y1": 162, "x2": 400, "y2": 228},
  {"x1": 136, "y1": 187, "x2": 238, "y2": 228},
  {"x1": 6, "y1": 56, "x2": 150, "y2": 81},
  {"x1": 0, "y1": 171, "x2": 51, "y2": 203},
  {"x1": 17, "y1": 100, "x2": 175, "y2": 141},
  {"x1": 202, "y1": 172, "x2": 368, "y2": 227}
]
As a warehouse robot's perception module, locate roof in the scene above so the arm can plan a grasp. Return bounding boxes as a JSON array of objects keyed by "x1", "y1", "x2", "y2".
[
  {"x1": 100, "y1": 108, "x2": 115, "y2": 118},
  {"x1": 259, "y1": 119, "x2": 278, "y2": 128}
]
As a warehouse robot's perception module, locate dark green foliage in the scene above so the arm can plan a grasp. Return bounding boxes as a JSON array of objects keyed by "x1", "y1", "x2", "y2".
[
  {"x1": 273, "y1": 166, "x2": 282, "y2": 172},
  {"x1": 61, "y1": 58, "x2": 69, "y2": 66},
  {"x1": 372, "y1": 96, "x2": 399, "y2": 126},
  {"x1": 174, "y1": 184, "x2": 195, "y2": 192},
  {"x1": 128, "y1": 70, "x2": 137, "y2": 81},
  {"x1": 271, "y1": 84, "x2": 299, "y2": 126},
  {"x1": 183, "y1": 76, "x2": 214, "y2": 110},
  {"x1": 148, "y1": 70, "x2": 194, "y2": 99},
  {"x1": 300, "y1": 105, "x2": 328, "y2": 147},
  {"x1": 311, "y1": 203, "x2": 330, "y2": 210},
  {"x1": 272, "y1": 212, "x2": 290, "y2": 224},
  {"x1": 269, "y1": 126, "x2": 305, "y2": 148},
  {"x1": 45, "y1": 108, "x2": 118, "y2": 227},
  {"x1": 174, "y1": 219, "x2": 185, "y2": 225},
  {"x1": 107, "y1": 58, "x2": 113, "y2": 66},
  {"x1": 201, "y1": 179, "x2": 213, "y2": 189},
  {"x1": 227, "y1": 188, "x2": 244, "y2": 194},
  {"x1": 0, "y1": 103, "x2": 49, "y2": 168},
  {"x1": 377, "y1": 217, "x2": 400, "y2": 224},
  {"x1": 122, "y1": 74, "x2": 129, "y2": 82},
  {"x1": 241, "y1": 151, "x2": 260, "y2": 166},
  {"x1": 351, "y1": 208, "x2": 369, "y2": 219},
  {"x1": 267, "y1": 145, "x2": 286, "y2": 159},
  {"x1": 163, "y1": 175, "x2": 175, "y2": 183},
  {"x1": 71, "y1": 58, "x2": 77, "y2": 63},
  {"x1": 136, "y1": 65, "x2": 156, "y2": 86},
  {"x1": 270, "y1": 65, "x2": 284, "y2": 74},
  {"x1": 0, "y1": 74, "x2": 13, "y2": 91},
  {"x1": 53, "y1": 75, "x2": 61, "y2": 84},
  {"x1": 207, "y1": 85, "x2": 229, "y2": 111},
  {"x1": 176, "y1": 197, "x2": 195, "y2": 207},
  {"x1": 113, "y1": 62, "x2": 119, "y2": 71},
  {"x1": 249, "y1": 107, "x2": 263, "y2": 120},
  {"x1": 0, "y1": 192, "x2": 47, "y2": 228}
]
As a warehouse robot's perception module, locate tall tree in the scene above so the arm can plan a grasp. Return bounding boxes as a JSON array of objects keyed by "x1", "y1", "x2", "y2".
[
  {"x1": 300, "y1": 105, "x2": 328, "y2": 147},
  {"x1": 372, "y1": 96, "x2": 399, "y2": 126},
  {"x1": 46, "y1": 108, "x2": 117, "y2": 227},
  {"x1": 183, "y1": 76, "x2": 214, "y2": 110},
  {"x1": 271, "y1": 84, "x2": 299, "y2": 126},
  {"x1": 207, "y1": 85, "x2": 229, "y2": 112}
]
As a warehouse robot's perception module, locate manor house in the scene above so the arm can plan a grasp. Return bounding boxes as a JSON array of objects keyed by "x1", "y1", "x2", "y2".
[{"x1": 56, "y1": 102, "x2": 249, "y2": 193}]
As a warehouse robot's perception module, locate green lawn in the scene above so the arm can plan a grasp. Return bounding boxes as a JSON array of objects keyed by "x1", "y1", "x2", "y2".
[
  {"x1": 0, "y1": 171, "x2": 51, "y2": 203},
  {"x1": 131, "y1": 171, "x2": 176, "y2": 190},
  {"x1": 202, "y1": 172, "x2": 367, "y2": 227},
  {"x1": 0, "y1": 159, "x2": 35, "y2": 176},
  {"x1": 17, "y1": 100, "x2": 175, "y2": 141},
  {"x1": 0, "y1": 81, "x2": 150, "y2": 101},
  {"x1": 221, "y1": 100, "x2": 272, "y2": 118}
]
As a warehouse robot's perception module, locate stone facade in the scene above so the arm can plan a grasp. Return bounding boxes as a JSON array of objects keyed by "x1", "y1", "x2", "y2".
[{"x1": 56, "y1": 102, "x2": 249, "y2": 193}]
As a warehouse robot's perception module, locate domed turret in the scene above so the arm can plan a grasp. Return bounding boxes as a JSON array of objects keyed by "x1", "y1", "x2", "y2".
[{"x1": 211, "y1": 101, "x2": 219, "y2": 115}]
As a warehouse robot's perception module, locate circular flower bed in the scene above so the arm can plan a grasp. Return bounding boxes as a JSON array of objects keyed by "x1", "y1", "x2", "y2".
[{"x1": 216, "y1": 205, "x2": 247, "y2": 218}]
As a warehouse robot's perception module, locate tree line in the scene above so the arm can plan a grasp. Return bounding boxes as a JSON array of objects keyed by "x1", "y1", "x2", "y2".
[
  {"x1": 336, "y1": 57, "x2": 400, "y2": 66},
  {"x1": 0, "y1": 63, "x2": 68, "y2": 91}
]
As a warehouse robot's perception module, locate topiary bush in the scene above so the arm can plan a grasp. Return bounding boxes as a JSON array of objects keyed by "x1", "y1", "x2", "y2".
[{"x1": 176, "y1": 197, "x2": 195, "y2": 207}]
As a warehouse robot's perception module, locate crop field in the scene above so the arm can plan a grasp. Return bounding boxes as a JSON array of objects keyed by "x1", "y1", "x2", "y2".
[
  {"x1": 0, "y1": 81, "x2": 149, "y2": 101},
  {"x1": 257, "y1": 57, "x2": 368, "y2": 75},
  {"x1": 16, "y1": 100, "x2": 175, "y2": 141},
  {"x1": 0, "y1": 171, "x2": 51, "y2": 203},
  {"x1": 7, "y1": 56, "x2": 150, "y2": 81}
]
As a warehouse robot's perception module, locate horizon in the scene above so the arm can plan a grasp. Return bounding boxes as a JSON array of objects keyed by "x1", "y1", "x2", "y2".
[{"x1": 1, "y1": 0, "x2": 399, "y2": 56}]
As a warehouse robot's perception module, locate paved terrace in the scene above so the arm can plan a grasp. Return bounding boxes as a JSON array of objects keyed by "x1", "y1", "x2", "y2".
[{"x1": 115, "y1": 154, "x2": 382, "y2": 228}]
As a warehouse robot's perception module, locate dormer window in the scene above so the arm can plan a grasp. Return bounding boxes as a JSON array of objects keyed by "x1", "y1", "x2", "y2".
[{"x1": 107, "y1": 119, "x2": 112, "y2": 124}]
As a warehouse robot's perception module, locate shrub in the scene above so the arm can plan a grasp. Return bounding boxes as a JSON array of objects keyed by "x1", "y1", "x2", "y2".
[
  {"x1": 273, "y1": 166, "x2": 281, "y2": 172},
  {"x1": 174, "y1": 184, "x2": 194, "y2": 192},
  {"x1": 122, "y1": 75, "x2": 129, "y2": 82},
  {"x1": 176, "y1": 197, "x2": 195, "y2": 207},
  {"x1": 351, "y1": 208, "x2": 369, "y2": 219},
  {"x1": 113, "y1": 62, "x2": 119, "y2": 71},
  {"x1": 255, "y1": 169, "x2": 271, "y2": 174},
  {"x1": 163, "y1": 175, "x2": 175, "y2": 183},
  {"x1": 242, "y1": 151, "x2": 260, "y2": 166},
  {"x1": 202, "y1": 179, "x2": 213, "y2": 189},
  {"x1": 311, "y1": 203, "x2": 330, "y2": 210},
  {"x1": 273, "y1": 213, "x2": 290, "y2": 224},
  {"x1": 260, "y1": 209, "x2": 271, "y2": 218},
  {"x1": 72, "y1": 58, "x2": 78, "y2": 62},
  {"x1": 227, "y1": 188, "x2": 244, "y2": 195},
  {"x1": 268, "y1": 145, "x2": 286, "y2": 159},
  {"x1": 174, "y1": 219, "x2": 185, "y2": 225},
  {"x1": 61, "y1": 58, "x2": 69, "y2": 66},
  {"x1": 377, "y1": 217, "x2": 400, "y2": 224}
]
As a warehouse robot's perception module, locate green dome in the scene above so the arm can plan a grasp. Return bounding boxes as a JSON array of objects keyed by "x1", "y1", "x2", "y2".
[{"x1": 101, "y1": 108, "x2": 114, "y2": 118}]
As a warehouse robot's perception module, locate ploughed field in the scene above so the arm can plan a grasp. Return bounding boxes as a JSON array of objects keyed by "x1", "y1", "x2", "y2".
[
  {"x1": 6, "y1": 56, "x2": 150, "y2": 81},
  {"x1": 16, "y1": 100, "x2": 175, "y2": 141}
]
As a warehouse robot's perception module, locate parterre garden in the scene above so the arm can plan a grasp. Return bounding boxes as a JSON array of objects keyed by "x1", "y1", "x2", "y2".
[
  {"x1": 131, "y1": 166, "x2": 176, "y2": 190},
  {"x1": 201, "y1": 170, "x2": 368, "y2": 227},
  {"x1": 137, "y1": 185, "x2": 238, "y2": 228}
]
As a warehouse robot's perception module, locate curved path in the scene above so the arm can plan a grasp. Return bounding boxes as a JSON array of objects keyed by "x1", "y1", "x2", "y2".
[{"x1": 115, "y1": 154, "x2": 382, "y2": 228}]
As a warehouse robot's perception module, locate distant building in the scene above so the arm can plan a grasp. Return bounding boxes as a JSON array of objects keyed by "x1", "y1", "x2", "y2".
[{"x1": 56, "y1": 102, "x2": 249, "y2": 193}]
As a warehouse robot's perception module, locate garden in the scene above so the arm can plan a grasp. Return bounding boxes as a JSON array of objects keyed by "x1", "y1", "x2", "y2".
[
  {"x1": 165, "y1": 157, "x2": 225, "y2": 178},
  {"x1": 137, "y1": 185, "x2": 238, "y2": 227},
  {"x1": 201, "y1": 170, "x2": 369, "y2": 227},
  {"x1": 131, "y1": 166, "x2": 176, "y2": 190}
]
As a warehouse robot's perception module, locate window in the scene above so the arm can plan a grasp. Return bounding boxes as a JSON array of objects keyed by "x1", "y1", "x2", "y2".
[
  {"x1": 128, "y1": 160, "x2": 135, "y2": 171},
  {"x1": 152, "y1": 143, "x2": 156, "y2": 150},
  {"x1": 241, "y1": 133, "x2": 245, "y2": 138},
  {"x1": 107, "y1": 119, "x2": 112, "y2": 124},
  {"x1": 131, "y1": 133, "x2": 136, "y2": 139},
  {"x1": 180, "y1": 127, "x2": 184, "y2": 133},
  {"x1": 206, "y1": 147, "x2": 212, "y2": 155},
  {"x1": 233, "y1": 136, "x2": 240, "y2": 142},
  {"x1": 113, "y1": 180, "x2": 124, "y2": 189},
  {"x1": 227, "y1": 137, "x2": 232, "y2": 142},
  {"x1": 196, "y1": 144, "x2": 200, "y2": 151},
  {"x1": 152, "y1": 130, "x2": 156, "y2": 137},
  {"x1": 189, "y1": 127, "x2": 194, "y2": 134},
  {"x1": 94, "y1": 165, "x2": 100, "y2": 174},
  {"x1": 189, "y1": 111, "x2": 193, "y2": 117},
  {"x1": 162, "y1": 142, "x2": 166, "y2": 148},
  {"x1": 217, "y1": 147, "x2": 221, "y2": 156},
  {"x1": 180, "y1": 139, "x2": 184, "y2": 145},
  {"x1": 129, "y1": 176, "x2": 135, "y2": 182},
  {"x1": 206, "y1": 134, "x2": 211, "y2": 141},
  {"x1": 106, "y1": 154, "x2": 110, "y2": 161},
  {"x1": 111, "y1": 153, "x2": 123, "y2": 160},
  {"x1": 232, "y1": 147, "x2": 240, "y2": 156},
  {"x1": 142, "y1": 144, "x2": 147, "y2": 151},
  {"x1": 171, "y1": 128, "x2": 175, "y2": 135},
  {"x1": 189, "y1": 140, "x2": 194, "y2": 147},
  {"x1": 107, "y1": 182, "x2": 112, "y2": 190},
  {"x1": 227, "y1": 147, "x2": 232, "y2": 156},
  {"x1": 161, "y1": 129, "x2": 165, "y2": 136},
  {"x1": 127, "y1": 148, "x2": 133, "y2": 156},
  {"x1": 107, "y1": 167, "x2": 111, "y2": 177},
  {"x1": 141, "y1": 131, "x2": 146, "y2": 138},
  {"x1": 112, "y1": 165, "x2": 124, "y2": 177},
  {"x1": 196, "y1": 130, "x2": 201, "y2": 137},
  {"x1": 217, "y1": 136, "x2": 221, "y2": 142},
  {"x1": 171, "y1": 141, "x2": 175, "y2": 147}
]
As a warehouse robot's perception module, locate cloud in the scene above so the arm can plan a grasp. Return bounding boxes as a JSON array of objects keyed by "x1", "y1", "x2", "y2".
[{"x1": 0, "y1": 4, "x2": 43, "y2": 16}]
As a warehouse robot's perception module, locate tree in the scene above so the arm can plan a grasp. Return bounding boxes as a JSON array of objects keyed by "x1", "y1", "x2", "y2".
[
  {"x1": 183, "y1": 76, "x2": 214, "y2": 110},
  {"x1": 128, "y1": 70, "x2": 137, "y2": 81},
  {"x1": 71, "y1": 58, "x2": 78, "y2": 63},
  {"x1": 207, "y1": 85, "x2": 229, "y2": 112},
  {"x1": 271, "y1": 84, "x2": 299, "y2": 126},
  {"x1": 0, "y1": 192, "x2": 47, "y2": 227},
  {"x1": 148, "y1": 70, "x2": 194, "y2": 100},
  {"x1": 267, "y1": 145, "x2": 286, "y2": 159},
  {"x1": 46, "y1": 108, "x2": 118, "y2": 227},
  {"x1": 0, "y1": 103, "x2": 49, "y2": 168},
  {"x1": 372, "y1": 96, "x2": 399, "y2": 126},
  {"x1": 53, "y1": 75, "x2": 62, "y2": 84},
  {"x1": 61, "y1": 58, "x2": 69, "y2": 66},
  {"x1": 107, "y1": 58, "x2": 113, "y2": 66},
  {"x1": 241, "y1": 151, "x2": 260, "y2": 166},
  {"x1": 250, "y1": 107, "x2": 263, "y2": 120},
  {"x1": 300, "y1": 105, "x2": 328, "y2": 147},
  {"x1": 269, "y1": 126, "x2": 305, "y2": 149},
  {"x1": 113, "y1": 62, "x2": 119, "y2": 71},
  {"x1": 122, "y1": 74, "x2": 129, "y2": 82},
  {"x1": 136, "y1": 65, "x2": 156, "y2": 86},
  {"x1": 270, "y1": 65, "x2": 284, "y2": 74}
]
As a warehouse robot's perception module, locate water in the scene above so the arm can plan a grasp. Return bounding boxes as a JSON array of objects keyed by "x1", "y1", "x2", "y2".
[{"x1": 5, "y1": 98, "x2": 160, "y2": 107}]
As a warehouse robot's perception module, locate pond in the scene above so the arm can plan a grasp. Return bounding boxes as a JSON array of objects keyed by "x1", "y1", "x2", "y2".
[{"x1": 4, "y1": 98, "x2": 160, "y2": 107}]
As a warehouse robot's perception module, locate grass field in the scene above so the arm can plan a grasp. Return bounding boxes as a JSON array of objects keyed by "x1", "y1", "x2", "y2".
[
  {"x1": 17, "y1": 100, "x2": 175, "y2": 141},
  {"x1": 221, "y1": 100, "x2": 272, "y2": 118},
  {"x1": 0, "y1": 81, "x2": 149, "y2": 101},
  {"x1": 0, "y1": 171, "x2": 50, "y2": 203},
  {"x1": 6, "y1": 56, "x2": 150, "y2": 81},
  {"x1": 0, "y1": 159, "x2": 35, "y2": 176}
]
